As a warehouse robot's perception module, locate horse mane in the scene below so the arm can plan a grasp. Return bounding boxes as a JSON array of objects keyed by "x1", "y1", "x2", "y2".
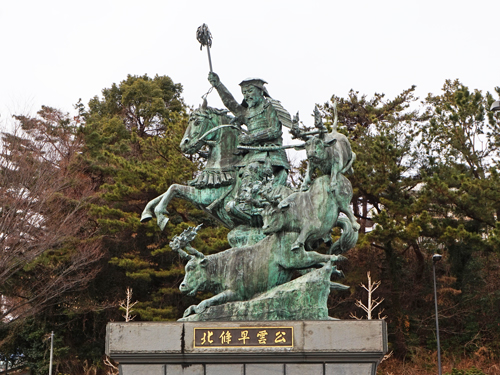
[{"x1": 191, "y1": 106, "x2": 233, "y2": 123}]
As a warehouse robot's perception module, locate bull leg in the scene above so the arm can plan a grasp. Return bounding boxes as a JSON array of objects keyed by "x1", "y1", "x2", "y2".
[
  {"x1": 329, "y1": 150, "x2": 345, "y2": 190},
  {"x1": 281, "y1": 246, "x2": 344, "y2": 270},
  {"x1": 335, "y1": 178, "x2": 360, "y2": 232},
  {"x1": 183, "y1": 290, "x2": 237, "y2": 317},
  {"x1": 330, "y1": 282, "x2": 350, "y2": 290},
  {"x1": 291, "y1": 224, "x2": 317, "y2": 251},
  {"x1": 296, "y1": 264, "x2": 349, "y2": 291}
]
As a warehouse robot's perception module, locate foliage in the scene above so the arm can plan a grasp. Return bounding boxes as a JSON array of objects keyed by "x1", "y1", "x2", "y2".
[
  {"x1": 77, "y1": 73, "x2": 227, "y2": 323},
  {"x1": 2, "y1": 75, "x2": 500, "y2": 373},
  {"x1": 321, "y1": 81, "x2": 500, "y2": 361},
  {"x1": 0, "y1": 106, "x2": 103, "y2": 325},
  {"x1": 1, "y1": 74, "x2": 227, "y2": 373}
]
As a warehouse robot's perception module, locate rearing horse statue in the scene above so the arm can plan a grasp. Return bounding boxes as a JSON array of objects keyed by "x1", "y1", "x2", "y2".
[{"x1": 141, "y1": 103, "x2": 242, "y2": 230}]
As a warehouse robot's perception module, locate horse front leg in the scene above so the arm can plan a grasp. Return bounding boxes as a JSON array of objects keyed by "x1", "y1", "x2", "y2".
[
  {"x1": 141, "y1": 192, "x2": 166, "y2": 223},
  {"x1": 153, "y1": 184, "x2": 204, "y2": 231}
]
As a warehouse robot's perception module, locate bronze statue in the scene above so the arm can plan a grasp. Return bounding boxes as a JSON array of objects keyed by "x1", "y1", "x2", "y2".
[{"x1": 140, "y1": 25, "x2": 360, "y2": 321}]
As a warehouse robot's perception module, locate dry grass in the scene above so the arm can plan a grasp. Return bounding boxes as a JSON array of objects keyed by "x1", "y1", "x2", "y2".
[{"x1": 378, "y1": 350, "x2": 500, "y2": 375}]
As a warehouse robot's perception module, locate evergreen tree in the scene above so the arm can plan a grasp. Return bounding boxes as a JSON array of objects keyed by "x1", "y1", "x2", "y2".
[
  {"x1": 77, "y1": 73, "x2": 224, "y2": 323},
  {"x1": 320, "y1": 82, "x2": 500, "y2": 358},
  {"x1": 320, "y1": 87, "x2": 432, "y2": 355},
  {"x1": 417, "y1": 80, "x2": 500, "y2": 354}
]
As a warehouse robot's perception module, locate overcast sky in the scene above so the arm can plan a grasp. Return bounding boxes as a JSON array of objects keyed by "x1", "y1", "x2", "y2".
[{"x1": 1, "y1": 0, "x2": 499, "y2": 137}]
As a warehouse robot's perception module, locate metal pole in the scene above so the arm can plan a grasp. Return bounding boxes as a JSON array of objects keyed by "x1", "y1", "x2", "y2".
[
  {"x1": 48, "y1": 331, "x2": 54, "y2": 375},
  {"x1": 432, "y1": 255, "x2": 442, "y2": 375},
  {"x1": 206, "y1": 46, "x2": 213, "y2": 73}
]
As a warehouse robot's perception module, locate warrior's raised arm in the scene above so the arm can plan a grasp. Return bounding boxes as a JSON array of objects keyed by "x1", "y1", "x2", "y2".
[{"x1": 208, "y1": 72, "x2": 245, "y2": 118}]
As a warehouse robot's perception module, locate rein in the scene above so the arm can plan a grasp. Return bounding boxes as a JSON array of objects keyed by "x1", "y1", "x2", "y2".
[{"x1": 198, "y1": 124, "x2": 246, "y2": 142}]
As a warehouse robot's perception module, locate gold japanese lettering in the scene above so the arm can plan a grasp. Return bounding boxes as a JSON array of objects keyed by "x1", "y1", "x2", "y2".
[
  {"x1": 257, "y1": 330, "x2": 268, "y2": 344},
  {"x1": 219, "y1": 330, "x2": 232, "y2": 344},
  {"x1": 238, "y1": 330, "x2": 250, "y2": 344},
  {"x1": 275, "y1": 331, "x2": 286, "y2": 343},
  {"x1": 200, "y1": 330, "x2": 214, "y2": 345}
]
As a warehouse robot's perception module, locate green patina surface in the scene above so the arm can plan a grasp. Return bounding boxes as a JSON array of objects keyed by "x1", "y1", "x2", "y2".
[{"x1": 141, "y1": 73, "x2": 359, "y2": 321}]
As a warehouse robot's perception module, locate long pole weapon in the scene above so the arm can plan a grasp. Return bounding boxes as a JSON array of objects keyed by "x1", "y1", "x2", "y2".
[{"x1": 197, "y1": 24, "x2": 213, "y2": 72}]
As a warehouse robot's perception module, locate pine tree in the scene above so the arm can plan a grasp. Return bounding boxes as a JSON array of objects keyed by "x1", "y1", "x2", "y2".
[
  {"x1": 319, "y1": 82, "x2": 500, "y2": 357},
  {"x1": 417, "y1": 81, "x2": 500, "y2": 353},
  {"x1": 77, "y1": 74, "x2": 229, "y2": 325}
]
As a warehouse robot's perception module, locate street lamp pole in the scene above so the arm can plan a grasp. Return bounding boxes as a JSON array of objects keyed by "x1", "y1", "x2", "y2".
[
  {"x1": 48, "y1": 331, "x2": 54, "y2": 375},
  {"x1": 432, "y1": 254, "x2": 442, "y2": 375}
]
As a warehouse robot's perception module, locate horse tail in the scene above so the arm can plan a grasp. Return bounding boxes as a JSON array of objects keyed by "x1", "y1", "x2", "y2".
[
  {"x1": 328, "y1": 217, "x2": 358, "y2": 255},
  {"x1": 341, "y1": 151, "x2": 356, "y2": 175}
]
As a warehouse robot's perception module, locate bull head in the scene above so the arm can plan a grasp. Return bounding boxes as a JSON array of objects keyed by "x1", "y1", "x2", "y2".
[
  {"x1": 305, "y1": 136, "x2": 337, "y2": 163},
  {"x1": 261, "y1": 204, "x2": 285, "y2": 235},
  {"x1": 180, "y1": 248, "x2": 208, "y2": 296}
]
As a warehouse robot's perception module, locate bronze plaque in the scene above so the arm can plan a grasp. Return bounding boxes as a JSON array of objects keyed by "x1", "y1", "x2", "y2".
[{"x1": 194, "y1": 327, "x2": 293, "y2": 348}]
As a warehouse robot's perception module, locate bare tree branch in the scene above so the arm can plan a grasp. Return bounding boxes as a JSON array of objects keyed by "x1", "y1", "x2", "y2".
[{"x1": 0, "y1": 108, "x2": 103, "y2": 323}]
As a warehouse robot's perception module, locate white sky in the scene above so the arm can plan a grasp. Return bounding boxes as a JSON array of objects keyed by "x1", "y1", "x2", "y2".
[{"x1": 1, "y1": 0, "x2": 499, "y2": 140}]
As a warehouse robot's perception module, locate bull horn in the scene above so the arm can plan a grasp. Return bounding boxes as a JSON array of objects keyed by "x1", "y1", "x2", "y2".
[
  {"x1": 262, "y1": 193, "x2": 279, "y2": 207},
  {"x1": 332, "y1": 100, "x2": 338, "y2": 132},
  {"x1": 169, "y1": 245, "x2": 192, "y2": 261},
  {"x1": 185, "y1": 245, "x2": 205, "y2": 259},
  {"x1": 202, "y1": 98, "x2": 208, "y2": 110}
]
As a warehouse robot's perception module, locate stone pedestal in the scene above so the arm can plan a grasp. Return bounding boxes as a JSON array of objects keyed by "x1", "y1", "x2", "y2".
[{"x1": 106, "y1": 320, "x2": 388, "y2": 375}]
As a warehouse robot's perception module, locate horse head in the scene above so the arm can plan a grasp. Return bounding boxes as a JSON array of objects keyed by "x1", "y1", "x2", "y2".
[{"x1": 180, "y1": 102, "x2": 232, "y2": 154}]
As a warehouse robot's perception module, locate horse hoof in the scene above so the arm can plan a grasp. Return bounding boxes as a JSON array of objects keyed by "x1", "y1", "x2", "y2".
[
  {"x1": 140, "y1": 213, "x2": 153, "y2": 223},
  {"x1": 157, "y1": 215, "x2": 170, "y2": 231}
]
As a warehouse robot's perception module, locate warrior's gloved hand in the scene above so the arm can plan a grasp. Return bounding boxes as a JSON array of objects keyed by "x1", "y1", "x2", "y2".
[{"x1": 208, "y1": 72, "x2": 220, "y2": 87}]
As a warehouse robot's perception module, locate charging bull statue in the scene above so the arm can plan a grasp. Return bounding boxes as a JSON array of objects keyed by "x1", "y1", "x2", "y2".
[
  {"x1": 292, "y1": 104, "x2": 360, "y2": 231},
  {"x1": 262, "y1": 175, "x2": 358, "y2": 254},
  {"x1": 169, "y1": 225, "x2": 344, "y2": 318}
]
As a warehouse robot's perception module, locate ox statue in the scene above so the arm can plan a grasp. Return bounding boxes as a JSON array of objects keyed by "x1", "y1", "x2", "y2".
[
  {"x1": 262, "y1": 175, "x2": 358, "y2": 253},
  {"x1": 294, "y1": 104, "x2": 360, "y2": 231},
  {"x1": 169, "y1": 225, "x2": 344, "y2": 318}
]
